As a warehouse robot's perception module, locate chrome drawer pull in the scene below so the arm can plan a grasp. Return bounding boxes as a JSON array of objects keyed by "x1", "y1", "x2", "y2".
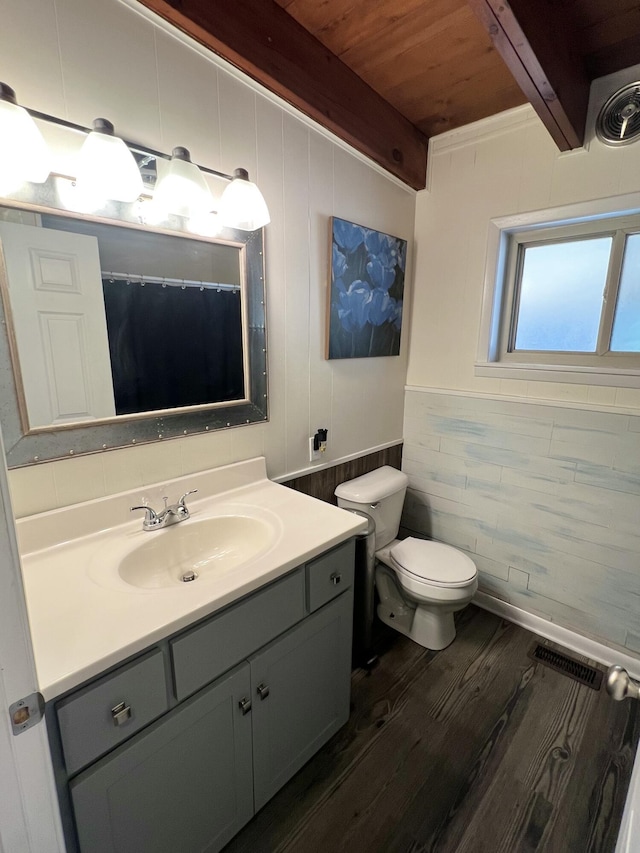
[
  {"x1": 239, "y1": 697, "x2": 252, "y2": 715},
  {"x1": 330, "y1": 572, "x2": 342, "y2": 585},
  {"x1": 111, "y1": 702, "x2": 132, "y2": 727},
  {"x1": 257, "y1": 683, "x2": 270, "y2": 700}
]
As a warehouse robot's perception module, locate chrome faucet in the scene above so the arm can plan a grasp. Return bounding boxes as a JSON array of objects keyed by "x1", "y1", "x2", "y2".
[{"x1": 130, "y1": 490, "x2": 198, "y2": 531}]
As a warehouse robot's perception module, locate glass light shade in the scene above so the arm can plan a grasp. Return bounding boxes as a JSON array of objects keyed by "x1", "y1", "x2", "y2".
[
  {"x1": 153, "y1": 147, "x2": 214, "y2": 219},
  {"x1": 188, "y1": 211, "x2": 222, "y2": 238},
  {"x1": 0, "y1": 93, "x2": 51, "y2": 195},
  {"x1": 218, "y1": 169, "x2": 270, "y2": 231},
  {"x1": 74, "y1": 118, "x2": 143, "y2": 205}
]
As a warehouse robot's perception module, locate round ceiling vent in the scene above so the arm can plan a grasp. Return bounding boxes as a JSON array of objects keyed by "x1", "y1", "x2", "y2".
[{"x1": 596, "y1": 82, "x2": 640, "y2": 146}]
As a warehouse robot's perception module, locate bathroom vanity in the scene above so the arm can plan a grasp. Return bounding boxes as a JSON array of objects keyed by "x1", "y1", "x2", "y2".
[{"x1": 16, "y1": 458, "x2": 364, "y2": 853}]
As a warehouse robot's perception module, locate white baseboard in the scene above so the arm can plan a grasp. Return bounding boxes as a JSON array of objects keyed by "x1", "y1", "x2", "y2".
[{"x1": 474, "y1": 591, "x2": 640, "y2": 680}]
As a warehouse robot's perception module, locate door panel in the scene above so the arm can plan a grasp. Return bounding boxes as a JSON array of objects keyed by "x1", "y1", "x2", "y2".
[
  {"x1": 250, "y1": 591, "x2": 353, "y2": 811},
  {"x1": 0, "y1": 220, "x2": 115, "y2": 426},
  {"x1": 0, "y1": 423, "x2": 65, "y2": 852}
]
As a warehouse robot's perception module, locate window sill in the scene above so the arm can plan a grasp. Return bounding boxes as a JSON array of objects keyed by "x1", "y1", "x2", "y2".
[{"x1": 474, "y1": 361, "x2": 640, "y2": 388}]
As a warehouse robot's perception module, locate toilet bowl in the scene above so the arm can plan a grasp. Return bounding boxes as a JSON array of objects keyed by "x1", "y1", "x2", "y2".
[
  {"x1": 376, "y1": 537, "x2": 477, "y2": 650},
  {"x1": 335, "y1": 466, "x2": 478, "y2": 651}
]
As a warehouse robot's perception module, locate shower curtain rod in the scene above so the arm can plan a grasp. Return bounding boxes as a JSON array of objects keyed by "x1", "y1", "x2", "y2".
[{"x1": 101, "y1": 271, "x2": 240, "y2": 292}]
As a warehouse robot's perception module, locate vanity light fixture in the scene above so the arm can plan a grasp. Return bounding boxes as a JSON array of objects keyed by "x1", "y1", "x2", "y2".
[
  {"x1": 218, "y1": 168, "x2": 271, "y2": 231},
  {"x1": 0, "y1": 83, "x2": 51, "y2": 195},
  {"x1": 0, "y1": 84, "x2": 270, "y2": 231},
  {"x1": 152, "y1": 146, "x2": 215, "y2": 219},
  {"x1": 75, "y1": 118, "x2": 144, "y2": 205}
]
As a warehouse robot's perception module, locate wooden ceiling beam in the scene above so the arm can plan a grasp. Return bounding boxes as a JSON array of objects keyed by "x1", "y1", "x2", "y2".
[
  {"x1": 586, "y1": 33, "x2": 640, "y2": 81},
  {"x1": 467, "y1": 0, "x2": 591, "y2": 150},
  {"x1": 137, "y1": 0, "x2": 429, "y2": 189}
]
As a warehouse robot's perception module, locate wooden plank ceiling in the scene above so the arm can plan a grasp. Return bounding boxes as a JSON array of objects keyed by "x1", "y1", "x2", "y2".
[
  {"x1": 140, "y1": 0, "x2": 640, "y2": 189},
  {"x1": 275, "y1": 0, "x2": 525, "y2": 139}
]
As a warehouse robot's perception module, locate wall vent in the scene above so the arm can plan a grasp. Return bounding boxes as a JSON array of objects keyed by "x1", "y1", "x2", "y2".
[
  {"x1": 529, "y1": 643, "x2": 603, "y2": 690},
  {"x1": 596, "y1": 82, "x2": 640, "y2": 146},
  {"x1": 586, "y1": 63, "x2": 640, "y2": 148}
]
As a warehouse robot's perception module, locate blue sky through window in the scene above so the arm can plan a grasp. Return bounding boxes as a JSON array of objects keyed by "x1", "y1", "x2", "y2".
[
  {"x1": 611, "y1": 234, "x2": 640, "y2": 352},
  {"x1": 514, "y1": 237, "x2": 612, "y2": 352}
]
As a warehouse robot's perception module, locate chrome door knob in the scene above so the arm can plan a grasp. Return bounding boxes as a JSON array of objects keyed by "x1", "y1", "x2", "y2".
[{"x1": 606, "y1": 665, "x2": 640, "y2": 701}]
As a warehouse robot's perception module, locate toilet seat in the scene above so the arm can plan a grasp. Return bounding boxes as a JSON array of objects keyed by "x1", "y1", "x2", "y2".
[
  {"x1": 393, "y1": 562, "x2": 475, "y2": 589},
  {"x1": 335, "y1": 466, "x2": 477, "y2": 651},
  {"x1": 390, "y1": 538, "x2": 476, "y2": 587}
]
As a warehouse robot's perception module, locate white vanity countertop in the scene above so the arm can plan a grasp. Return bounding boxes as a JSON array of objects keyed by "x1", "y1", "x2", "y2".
[{"x1": 17, "y1": 458, "x2": 366, "y2": 701}]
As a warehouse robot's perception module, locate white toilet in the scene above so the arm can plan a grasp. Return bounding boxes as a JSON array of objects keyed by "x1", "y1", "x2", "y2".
[{"x1": 335, "y1": 466, "x2": 478, "y2": 651}]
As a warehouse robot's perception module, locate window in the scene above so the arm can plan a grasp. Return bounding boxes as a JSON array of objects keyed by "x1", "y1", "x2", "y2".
[{"x1": 476, "y1": 198, "x2": 640, "y2": 387}]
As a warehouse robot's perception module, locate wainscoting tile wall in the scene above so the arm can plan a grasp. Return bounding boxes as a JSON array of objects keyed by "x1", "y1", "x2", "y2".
[{"x1": 402, "y1": 389, "x2": 640, "y2": 654}]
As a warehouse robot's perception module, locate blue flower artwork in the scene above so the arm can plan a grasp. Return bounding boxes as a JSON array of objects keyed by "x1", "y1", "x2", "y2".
[{"x1": 327, "y1": 217, "x2": 407, "y2": 359}]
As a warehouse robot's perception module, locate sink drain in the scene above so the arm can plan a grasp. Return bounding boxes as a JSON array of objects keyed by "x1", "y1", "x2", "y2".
[{"x1": 181, "y1": 570, "x2": 198, "y2": 583}]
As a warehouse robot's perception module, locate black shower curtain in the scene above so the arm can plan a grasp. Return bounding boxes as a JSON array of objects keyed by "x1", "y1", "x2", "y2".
[{"x1": 102, "y1": 279, "x2": 245, "y2": 415}]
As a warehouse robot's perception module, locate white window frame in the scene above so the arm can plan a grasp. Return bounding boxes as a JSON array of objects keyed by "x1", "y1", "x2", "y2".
[{"x1": 476, "y1": 191, "x2": 640, "y2": 387}]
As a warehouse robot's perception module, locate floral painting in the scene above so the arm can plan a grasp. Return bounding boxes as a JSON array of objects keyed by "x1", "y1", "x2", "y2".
[{"x1": 327, "y1": 217, "x2": 407, "y2": 359}]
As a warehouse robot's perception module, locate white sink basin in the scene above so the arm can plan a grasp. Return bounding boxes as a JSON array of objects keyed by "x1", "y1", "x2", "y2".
[
  {"x1": 18, "y1": 458, "x2": 368, "y2": 699},
  {"x1": 118, "y1": 514, "x2": 278, "y2": 589}
]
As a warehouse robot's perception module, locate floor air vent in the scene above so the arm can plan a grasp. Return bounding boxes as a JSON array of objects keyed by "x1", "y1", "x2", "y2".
[{"x1": 529, "y1": 644, "x2": 603, "y2": 690}]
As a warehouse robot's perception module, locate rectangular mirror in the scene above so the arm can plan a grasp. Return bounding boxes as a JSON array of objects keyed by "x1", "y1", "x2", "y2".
[{"x1": 0, "y1": 200, "x2": 267, "y2": 467}]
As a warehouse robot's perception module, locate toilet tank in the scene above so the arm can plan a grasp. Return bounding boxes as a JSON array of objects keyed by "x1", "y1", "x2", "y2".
[{"x1": 335, "y1": 466, "x2": 409, "y2": 551}]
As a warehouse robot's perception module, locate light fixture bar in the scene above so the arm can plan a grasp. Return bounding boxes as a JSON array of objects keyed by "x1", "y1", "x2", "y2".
[
  {"x1": 25, "y1": 107, "x2": 235, "y2": 183},
  {"x1": 5, "y1": 95, "x2": 269, "y2": 230}
]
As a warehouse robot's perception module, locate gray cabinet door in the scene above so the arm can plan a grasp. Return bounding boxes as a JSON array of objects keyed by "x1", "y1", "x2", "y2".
[
  {"x1": 70, "y1": 663, "x2": 254, "y2": 853},
  {"x1": 250, "y1": 590, "x2": 353, "y2": 811}
]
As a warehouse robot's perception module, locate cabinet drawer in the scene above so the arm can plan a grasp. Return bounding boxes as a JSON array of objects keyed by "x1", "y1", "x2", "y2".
[
  {"x1": 57, "y1": 649, "x2": 168, "y2": 777},
  {"x1": 70, "y1": 663, "x2": 253, "y2": 853},
  {"x1": 171, "y1": 568, "x2": 305, "y2": 701},
  {"x1": 306, "y1": 539, "x2": 355, "y2": 613}
]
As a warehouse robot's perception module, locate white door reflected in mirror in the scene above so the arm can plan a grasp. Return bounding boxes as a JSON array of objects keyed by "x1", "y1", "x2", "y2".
[{"x1": 0, "y1": 221, "x2": 116, "y2": 428}]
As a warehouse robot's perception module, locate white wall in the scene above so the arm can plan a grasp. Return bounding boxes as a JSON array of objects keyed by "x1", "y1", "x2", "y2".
[
  {"x1": 405, "y1": 105, "x2": 640, "y2": 652},
  {"x1": 408, "y1": 104, "x2": 640, "y2": 409},
  {"x1": 2, "y1": 0, "x2": 415, "y2": 518}
]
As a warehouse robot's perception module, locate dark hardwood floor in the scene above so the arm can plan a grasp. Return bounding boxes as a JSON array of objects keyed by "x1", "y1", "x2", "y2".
[{"x1": 225, "y1": 606, "x2": 639, "y2": 853}]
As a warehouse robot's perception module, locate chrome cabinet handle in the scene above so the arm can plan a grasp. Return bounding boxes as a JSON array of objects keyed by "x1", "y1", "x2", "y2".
[
  {"x1": 330, "y1": 572, "x2": 342, "y2": 585},
  {"x1": 239, "y1": 697, "x2": 252, "y2": 715},
  {"x1": 111, "y1": 702, "x2": 132, "y2": 727},
  {"x1": 257, "y1": 683, "x2": 270, "y2": 700}
]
